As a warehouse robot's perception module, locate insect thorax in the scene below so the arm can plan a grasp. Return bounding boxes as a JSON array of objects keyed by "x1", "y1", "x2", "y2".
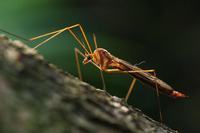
[{"x1": 93, "y1": 48, "x2": 114, "y2": 69}]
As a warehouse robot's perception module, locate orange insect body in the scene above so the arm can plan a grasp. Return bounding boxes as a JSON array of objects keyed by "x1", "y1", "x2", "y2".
[{"x1": 84, "y1": 48, "x2": 187, "y2": 99}]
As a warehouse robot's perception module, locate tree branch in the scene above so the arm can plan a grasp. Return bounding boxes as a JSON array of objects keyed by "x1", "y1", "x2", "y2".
[{"x1": 0, "y1": 35, "x2": 177, "y2": 133}]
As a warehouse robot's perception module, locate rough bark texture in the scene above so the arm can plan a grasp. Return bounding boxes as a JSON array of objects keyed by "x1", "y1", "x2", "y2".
[{"x1": 0, "y1": 35, "x2": 178, "y2": 133}]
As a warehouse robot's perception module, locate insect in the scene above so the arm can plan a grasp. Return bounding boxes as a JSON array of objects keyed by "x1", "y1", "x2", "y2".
[{"x1": 0, "y1": 24, "x2": 188, "y2": 122}]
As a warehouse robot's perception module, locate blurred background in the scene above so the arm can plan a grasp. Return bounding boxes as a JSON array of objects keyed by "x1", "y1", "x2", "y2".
[{"x1": 0, "y1": 0, "x2": 199, "y2": 132}]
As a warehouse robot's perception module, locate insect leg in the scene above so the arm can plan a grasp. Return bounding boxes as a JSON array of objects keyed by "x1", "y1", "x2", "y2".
[
  {"x1": 29, "y1": 24, "x2": 86, "y2": 51},
  {"x1": 32, "y1": 29, "x2": 65, "y2": 49},
  {"x1": 29, "y1": 24, "x2": 92, "y2": 54},
  {"x1": 92, "y1": 34, "x2": 107, "y2": 91},
  {"x1": 100, "y1": 70, "x2": 107, "y2": 91},
  {"x1": 93, "y1": 33, "x2": 98, "y2": 49},
  {"x1": 30, "y1": 29, "x2": 62, "y2": 41},
  {"x1": 74, "y1": 48, "x2": 84, "y2": 81},
  {"x1": 152, "y1": 70, "x2": 163, "y2": 123},
  {"x1": 104, "y1": 69, "x2": 155, "y2": 74},
  {"x1": 68, "y1": 30, "x2": 89, "y2": 54},
  {"x1": 125, "y1": 78, "x2": 137, "y2": 102}
]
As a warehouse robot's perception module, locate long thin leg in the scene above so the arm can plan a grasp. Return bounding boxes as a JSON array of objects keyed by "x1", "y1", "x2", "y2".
[
  {"x1": 31, "y1": 26, "x2": 89, "y2": 53},
  {"x1": 152, "y1": 71, "x2": 163, "y2": 123},
  {"x1": 100, "y1": 70, "x2": 106, "y2": 91},
  {"x1": 33, "y1": 29, "x2": 65, "y2": 49},
  {"x1": 30, "y1": 29, "x2": 62, "y2": 41},
  {"x1": 125, "y1": 78, "x2": 137, "y2": 102},
  {"x1": 29, "y1": 24, "x2": 92, "y2": 54},
  {"x1": 92, "y1": 33, "x2": 107, "y2": 91},
  {"x1": 68, "y1": 29, "x2": 89, "y2": 54},
  {"x1": 93, "y1": 33, "x2": 98, "y2": 49},
  {"x1": 75, "y1": 48, "x2": 83, "y2": 80},
  {"x1": 104, "y1": 68, "x2": 155, "y2": 74}
]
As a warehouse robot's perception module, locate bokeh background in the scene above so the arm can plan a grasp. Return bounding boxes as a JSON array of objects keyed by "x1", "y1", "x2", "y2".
[{"x1": 1, "y1": 0, "x2": 199, "y2": 132}]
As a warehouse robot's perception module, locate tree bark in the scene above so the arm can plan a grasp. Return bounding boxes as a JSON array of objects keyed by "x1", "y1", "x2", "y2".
[{"x1": 0, "y1": 35, "x2": 177, "y2": 133}]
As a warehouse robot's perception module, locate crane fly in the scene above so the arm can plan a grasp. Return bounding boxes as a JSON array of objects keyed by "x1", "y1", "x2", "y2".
[
  {"x1": 0, "y1": 24, "x2": 188, "y2": 122},
  {"x1": 86, "y1": 48, "x2": 187, "y2": 97}
]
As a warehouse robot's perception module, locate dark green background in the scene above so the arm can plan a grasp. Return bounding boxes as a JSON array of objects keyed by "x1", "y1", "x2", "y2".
[{"x1": 1, "y1": 0, "x2": 199, "y2": 132}]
